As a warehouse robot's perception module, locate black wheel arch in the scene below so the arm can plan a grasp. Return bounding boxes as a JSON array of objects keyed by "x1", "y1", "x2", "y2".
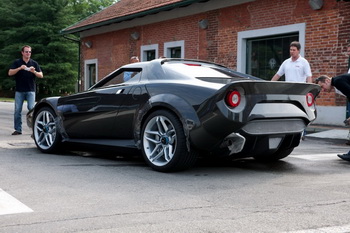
[
  {"x1": 134, "y1": 94, "x2": 201, "y2": 151},
  {"x1": 30, "y1": 97, "x2": 60, "y2": 124},
  {"x1": 140, "y1": 108, "x2": 197, "y2": 172},
  {"x1": 29, "y1": 98, "x2": 68, "y2": 141}
]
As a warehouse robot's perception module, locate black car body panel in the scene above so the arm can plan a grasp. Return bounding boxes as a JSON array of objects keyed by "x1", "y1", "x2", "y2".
[{"x1": 27, "y1": 59, "x2": 321, "y2": 171}]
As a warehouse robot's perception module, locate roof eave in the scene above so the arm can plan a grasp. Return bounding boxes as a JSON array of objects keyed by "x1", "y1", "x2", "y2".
[{"x1": 61, "y1": 0, "x2": 207, "y2": 35}]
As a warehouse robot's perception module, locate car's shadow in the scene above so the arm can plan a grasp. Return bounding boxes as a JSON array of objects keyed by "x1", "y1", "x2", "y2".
[
  {"x1": 47, "y1": 143, "x2": 297, "y2": 173},
  {"x1": 195, "y1": 156, "x2": 296, "y2": 172}
]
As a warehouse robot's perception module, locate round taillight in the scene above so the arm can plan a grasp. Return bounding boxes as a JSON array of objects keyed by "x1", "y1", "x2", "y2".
[
  {"x1": 226, "y1": 90, "x2": 241, "y2": 107},
  {"x1": 306, "y1": 92, "x2": 314, "y2": 107}
]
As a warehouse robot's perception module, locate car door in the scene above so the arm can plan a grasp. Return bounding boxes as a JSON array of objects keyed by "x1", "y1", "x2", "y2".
[
  {"x1": 57, "y1": 84, "x2": 134, "y2": 138},
  {"x1": 113, "y1": 84, "x2": 150, "y2": 139},
  {"x1": 57, "y1": 67, "x2": 144, "y2": 139}
]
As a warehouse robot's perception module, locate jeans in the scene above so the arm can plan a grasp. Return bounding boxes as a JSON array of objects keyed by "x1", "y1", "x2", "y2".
[{"x1": 14, "y1": 91, "x2": 35, "y2": 133}]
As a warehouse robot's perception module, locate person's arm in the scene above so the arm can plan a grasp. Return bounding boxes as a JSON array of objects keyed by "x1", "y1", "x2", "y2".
[
  {"x1": 271, "y1": 74, "x2": 281, "y2": 81},
  {"x1": 29, "y1": 66, "x2": 43, "y2": 78},
  {"x1": 304, "y1": 60, "x2": 312, "y2": 83},
  {"x1": 306, "y1": 76, "x2": 312, "y2": 83},
  {"x1": 8, "y1": 65, "x2": 26, "y2": 76},
  {"x1": 271, "y1": 60, "x2": 286, "y2": 81},
  {"x1": 34, "y1": 70, "x2": 43, "y2": 78}
]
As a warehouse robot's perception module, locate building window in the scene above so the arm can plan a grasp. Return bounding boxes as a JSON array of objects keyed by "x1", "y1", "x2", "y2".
[
  {"x1": 246, "y1": 34, "x2": 298, "y2": 80},
  {"x1": 237, "y1": 23, "x2": 306, "y2": 79},
  {"x1": 84, "y1": 59, "x2": 98, "y2": 90},
  {"x1": 170, "y1": 47, "x2": 181, "y2": 58},
  {"x1": 164, "y1": 40, "x2": 184, "y2": 58},
  {"x1": 141, "y1": 44, "x2": 158, "y2": 61},
  {"x1": 146, "y1": 51, "x2": 156, "y2": 61}
]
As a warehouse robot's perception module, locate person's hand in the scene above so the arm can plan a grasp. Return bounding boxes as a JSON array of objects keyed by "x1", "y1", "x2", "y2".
[
  {"x1": 20, "y1": 65, "x2": 27, "y2": 70},
  {"x1": 29, "y1": 66, "x2": 36, "y2": 73}
]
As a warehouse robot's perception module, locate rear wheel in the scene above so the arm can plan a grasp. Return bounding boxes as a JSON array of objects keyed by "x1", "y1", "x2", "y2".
[
  {"x1": 141, "y1": 110, "x2": 197, "y2": 172},
  {"x1": 33, "y1": 107, "x2": 61, "y2": 153}
]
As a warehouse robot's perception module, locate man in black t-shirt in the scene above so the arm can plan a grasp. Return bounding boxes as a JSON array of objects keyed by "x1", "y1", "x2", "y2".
[
  {"x1": 316, "y1": 73, "x2": 350, "y2": 161},
  {"x1": 8, "y1": 45, "x2": 43, "y2": 135},
  {"x1": 316, "y1": 74, "x2": 350, "y2": 98}
]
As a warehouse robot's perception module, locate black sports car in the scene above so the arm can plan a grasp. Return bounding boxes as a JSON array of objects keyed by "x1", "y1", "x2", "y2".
[{"x1": 27, "y1": 59, "x2": 320, "y2": 172}]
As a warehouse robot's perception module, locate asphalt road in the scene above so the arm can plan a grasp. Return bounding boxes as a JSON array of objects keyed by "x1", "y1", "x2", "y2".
[{"x1": 1, "y1": 101, "x2": 350, "y2": 233}]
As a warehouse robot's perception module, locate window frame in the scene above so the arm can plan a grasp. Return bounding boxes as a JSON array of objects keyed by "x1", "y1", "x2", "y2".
[
  {"x1": 164, "y1": 40, "x2": 185, "y2": 58},
  {"x1": 237, "y1": 23, "x2": 306, "y2": 73},
  {"x1": 141, "y1": 44, "x2": 159, "y2": 61},
  {"x1": 84, "y1": 59, "x2": 98, "y2": 90}
]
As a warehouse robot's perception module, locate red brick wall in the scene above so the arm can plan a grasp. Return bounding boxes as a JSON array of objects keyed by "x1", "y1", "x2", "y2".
[{"x1": 81, "y1": 0, "x2": 350, "y2": 107}]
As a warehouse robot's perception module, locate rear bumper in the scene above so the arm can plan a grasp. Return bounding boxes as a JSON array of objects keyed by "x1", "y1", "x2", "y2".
[
  {"x1": 219, "y1": 118, "x2": 305, "y2": 155},
  {"x1": 236, "y1": 131, "x2": 301, "y2": 157},
  {"x1": 242, "y1": 119, "x2": 305, "y2": 135}
]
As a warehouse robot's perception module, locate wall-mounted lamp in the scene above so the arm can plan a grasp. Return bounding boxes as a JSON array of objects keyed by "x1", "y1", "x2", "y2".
[
  {"x1": 131, "y1": 32, "x2": 140, "y2": 40},
  {"x1": 309, "y1": 0, "x2": 323, "y2": 10},
  {"x1": 198, "y1": 19, "x2": 208, "y2": 29},
  {"x1": 84, "y1": 41, "x2": 92, "y2": 48}
]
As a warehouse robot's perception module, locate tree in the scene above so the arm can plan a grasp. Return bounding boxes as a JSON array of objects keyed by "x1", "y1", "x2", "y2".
[
  {"x1": 0, "y1": 0, "x2": 115, "y2": 98},
  {"x1": 69, "y1": 0, "x2": 118, "y2": 19}
]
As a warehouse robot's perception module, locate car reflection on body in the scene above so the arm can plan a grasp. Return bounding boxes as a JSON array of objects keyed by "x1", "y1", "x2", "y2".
[{"x1": 27, "y1": 59, "x2": 320, "y2": 172}]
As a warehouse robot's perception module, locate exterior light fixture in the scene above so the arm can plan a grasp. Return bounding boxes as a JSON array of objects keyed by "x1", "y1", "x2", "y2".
[
  {"x1": 84, "y1": 41, "x2": 92, "y2": 48},
  {"x1": 131, "y1": 32, "x2": 140, "y2": 40},
  {"x1": 198, "y1": 19, "x2": 208, "y2": 29},
  {"x1": 309, "y1": 0, "x2": 323, "y2": 10}
]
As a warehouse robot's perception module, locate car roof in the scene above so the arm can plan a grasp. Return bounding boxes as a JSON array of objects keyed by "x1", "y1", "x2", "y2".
[
  {"x1": 122, "y1": 58, "x2": 225, "y2": 68},
  {"x1": 91, "y1": 59, "x2": 261, "y2": 90}
]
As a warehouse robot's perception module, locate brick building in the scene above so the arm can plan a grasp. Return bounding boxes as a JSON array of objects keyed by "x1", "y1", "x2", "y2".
[{"x1": 61, "y1": 0, "x2": 350, "y2": 126}]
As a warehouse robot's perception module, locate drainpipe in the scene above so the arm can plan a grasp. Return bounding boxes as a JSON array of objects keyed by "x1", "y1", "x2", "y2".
[{"x1": 63, "y1": 35, "x2": 81, "y2": 92}]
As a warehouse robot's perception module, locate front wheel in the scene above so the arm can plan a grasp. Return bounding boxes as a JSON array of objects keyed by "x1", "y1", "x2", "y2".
[
  {"x1": 33, "y1": 107, "x2": 61, "y2": 153},
  {"x1": 141, "y1": 110, "x2": 197, "y2": 172}
]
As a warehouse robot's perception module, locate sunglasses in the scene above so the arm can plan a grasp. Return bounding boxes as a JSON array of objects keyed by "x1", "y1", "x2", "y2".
[{"x1": 23, "y1": 51, "x2": 32, "y2": 53}]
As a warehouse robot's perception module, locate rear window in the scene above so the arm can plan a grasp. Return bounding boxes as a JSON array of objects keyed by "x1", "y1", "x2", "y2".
[{"x1": 161, "y1": 63, "x2": 248, "y2": 83}]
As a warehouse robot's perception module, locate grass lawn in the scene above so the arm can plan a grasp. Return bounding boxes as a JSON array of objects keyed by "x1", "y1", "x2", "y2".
[{"x1": 0, "y1": 97, "x2": 14, "y2": 102}]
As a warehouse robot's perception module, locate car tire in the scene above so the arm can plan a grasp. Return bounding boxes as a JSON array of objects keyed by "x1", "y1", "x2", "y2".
[
  {"x1": 141, "y1": 110, "x2": 197, "y2": 172},
  {"x1": 254, "y1": 147, "x2": 294, "y2": 162},
  {"x1": 33, "y1": 107, "x2": 62, "y2": 153}
]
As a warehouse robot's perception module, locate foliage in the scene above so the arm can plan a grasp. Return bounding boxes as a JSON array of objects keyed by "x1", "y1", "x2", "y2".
[
  {"x1": 69, "y1": 0, "x2": 118, "y2": 19},
  {"x1": 0, "y1": 0, "x2": 115, "y2": 97}
]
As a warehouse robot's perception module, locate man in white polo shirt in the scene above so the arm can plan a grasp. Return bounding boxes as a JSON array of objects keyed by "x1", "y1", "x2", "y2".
[
  {"x1": 271, "y1": 41, "x2": 312, "y2": 140},
  {"x1": 271, "y1": 41, "x2": 312, "y2": 83}
]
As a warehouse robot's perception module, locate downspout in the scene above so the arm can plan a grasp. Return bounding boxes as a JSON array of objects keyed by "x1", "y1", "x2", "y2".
[{"x1": 63, "y1": 35, "x2": 81, "y2": 92}]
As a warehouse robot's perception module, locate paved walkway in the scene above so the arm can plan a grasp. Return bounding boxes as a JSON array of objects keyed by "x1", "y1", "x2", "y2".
[{"x1": 306, "y1": 125, "x2": 349, "y2": 141}]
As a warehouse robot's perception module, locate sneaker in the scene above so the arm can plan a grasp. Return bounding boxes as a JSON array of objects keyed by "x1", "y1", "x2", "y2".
[
  {"x1": 11, "y1": 131, "x2": 22, "y2": 135},
  {"x1": 337, "y1": 153, "x2": 350, "y2": 161}
]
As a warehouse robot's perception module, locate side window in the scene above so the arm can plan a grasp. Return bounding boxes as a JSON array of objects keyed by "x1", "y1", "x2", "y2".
[
  {"x1": 101, "y1": 70, "x2": 141, "y2": 87},
  {"x1": 123, "y1": 71, "x2": 140, "y2": 82}
]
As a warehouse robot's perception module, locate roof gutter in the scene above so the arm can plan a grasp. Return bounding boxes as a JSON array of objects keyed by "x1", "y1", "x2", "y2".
[{"x1": 61, "y1": 0, "x2": 209, "y2": 35}]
